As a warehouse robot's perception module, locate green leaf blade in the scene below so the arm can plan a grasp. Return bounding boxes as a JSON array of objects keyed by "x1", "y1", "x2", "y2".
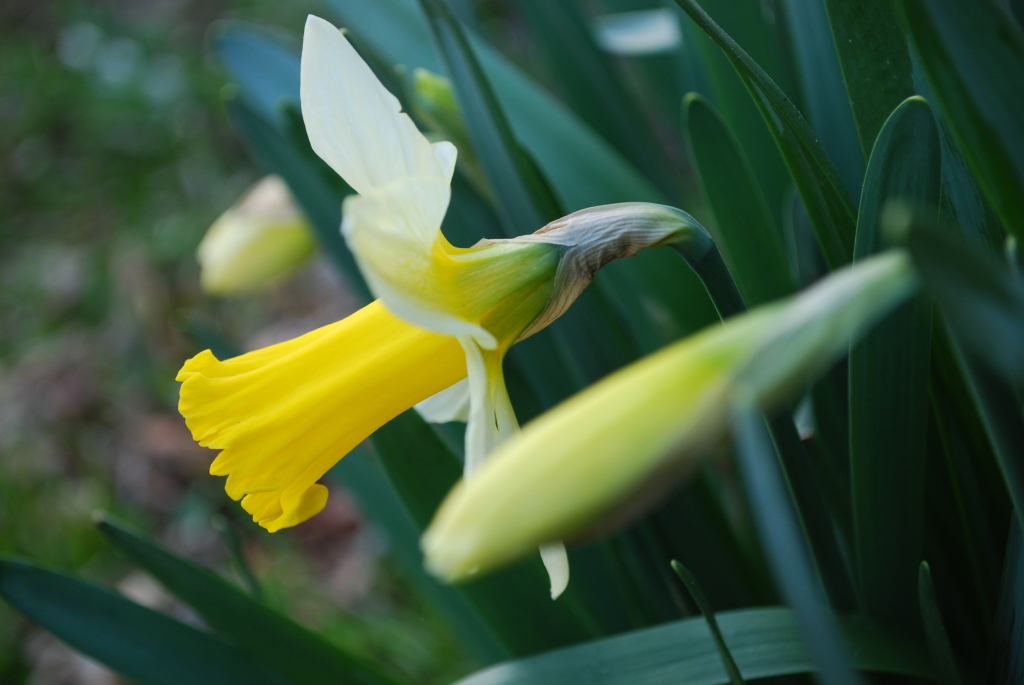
[
  {"x1": 896, "y1": 0, "x2": 1024, "y2": 240},
  {"x1": 95, "y1": 517, "x2": 396, "y2": 685},
  {"x1": 684, "y1": 93, "x2": 795, "y2": 307},
  {"x1": 674, "y1": 0, "x2": 857, "y2": 269},
  {"x1": 0, "y1": 559, "x2": 284, "y2": 685},
  {"x1": 849, "y1": 96, "x2": 940, "y2": 632}
]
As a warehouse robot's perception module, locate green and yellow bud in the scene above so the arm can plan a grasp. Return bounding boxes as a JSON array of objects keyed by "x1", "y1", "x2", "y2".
[
  {"x1": 422, "y1": 250, "x2": 918, "y2": 583},
  {"x1": 197, "y1": 175, "x2": 316, "y2": 295}
]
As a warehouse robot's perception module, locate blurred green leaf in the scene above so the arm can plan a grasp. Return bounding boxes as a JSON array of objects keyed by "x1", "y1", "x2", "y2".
[
  {"x1": 991, "y1": 517, "x2": 1024, "y2": 684},
  {"x1": 822, "y1": 0, "x2": 915, "y2": 158},
  {"x1": 0, "y1": 558, "x2": 285, "y2": 685},
  {"x1": 213, "y1": 24, "x2": 300, "y2": 127},
  {"x1": 895, "y1": 0, "x2": 1024, "y2": 240},
  {"x1": 516, "y1": 0, "x2": 675, "y2": 196},
  {"x1": 730, "y1": 410, "x2": 863, "y2": 685},
  {"x1": 451, "y1": 603, "x2": 930, "y2": 685},
  {"x1": 901, "y1": 216, "x2": 1024, "y2": 385},
  {"x1": 670, "y1": 560, "x2": 745, "y2": 685},
  {"x1": 371, "y1": 410, "x2": 628, "y2": 652},
  {"x1": 777, "y1": 0, "x2": 864, "y2": 195},
  {"x1": 918, "y1": 562, "x2": 965, "y2": 685},
  {"x1": 95, "y1": 516, "x2": 397, "y2": 685},
  {"x1": 683, "y1": 93, "x2": 794, "y2": 306},
  {"x1": 416, "y1": 0, "x2": 561, "y2": 235},
  {"x1": 674, "y1": 0, "x2": 857, "y2": 269},
  {"x1": 849, "y1": 96, "x2": 939, "y2": 632},
  {"x1": 683, "y1": 0, "x2": 791, "y2": 231}
]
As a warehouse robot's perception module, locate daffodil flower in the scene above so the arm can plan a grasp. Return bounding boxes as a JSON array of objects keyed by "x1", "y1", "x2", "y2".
[
  {"x1": 197, "y1": 175, "x2": 317, "y2": 295},
  {"x1": 178, "y1": 15, "x2": 707, "y2": 598},
  {"x1": 423, "y1": 250, "x2": 918, "y2": 583}
]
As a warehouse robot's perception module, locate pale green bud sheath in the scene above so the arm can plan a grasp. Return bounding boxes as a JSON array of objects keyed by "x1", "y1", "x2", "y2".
[
  {"x1": 422, "y1": 250, "x2": 918, "y2": 583},
  {"x1": 197, "y1": 175, "x2": 317, "y2": 295}
]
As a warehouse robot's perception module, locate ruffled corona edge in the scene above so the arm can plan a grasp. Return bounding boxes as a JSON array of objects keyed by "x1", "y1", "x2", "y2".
[{"x1": 176, "y1": 300, "x2": 466, "y2": 531}]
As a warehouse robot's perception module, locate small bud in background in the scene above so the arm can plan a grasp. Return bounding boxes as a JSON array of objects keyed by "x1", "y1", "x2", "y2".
[{"x1": 197, "y1": 175, "x2": 316, "y2": 295}]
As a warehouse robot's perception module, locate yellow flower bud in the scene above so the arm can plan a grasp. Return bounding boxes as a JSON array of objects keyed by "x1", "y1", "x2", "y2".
[
  {"x1": 197, "y1": 175, "x2": 316, "y2": 295},
  {"x1": 423, "y1": 250, "x2": 918, "y2": 583}
]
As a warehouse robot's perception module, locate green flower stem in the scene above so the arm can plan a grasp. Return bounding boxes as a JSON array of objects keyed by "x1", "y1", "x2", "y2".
[{"x1": 670, "y1": 226, "x2": 858, "y2": 612}]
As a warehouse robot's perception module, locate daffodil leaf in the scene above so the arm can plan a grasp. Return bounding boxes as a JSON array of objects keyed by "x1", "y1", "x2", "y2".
[
  {"x1": 683, "y1": 93, "x2": 795, "y2": 307},
  {"x1": 330, "y1": 446, "x2": 510, "y2": 663},
  {"x1": 674, "y1": 0, "x2": 857, "y2": 269},
  {"x1": 0, "y1": 558, "x2": 286, "y2": 685},
  {"x1": 450, "y1": 605, "x2": 931, "y2": 685},
  {"x1": 94, "y1": 516, "x2": 398, "y2": 685},
  {"x1": 849, "y1": 96, "x2": 939, "y2": 632},
  {"x1": 822, "y1": 0, "x2": 915, "y2": 159},
  {"x1": 416, "y1": 0, "x2": 562, "y2": 235},
  {"x1": 516, "y1": 0, "x2": 677, "y2": 197},
  {"x1": 680, "y1": 1, "x2": 790, "y2": 233},
  {"x1": 895, "y1": 0, "x2": 1024, "y2": 241},
  {"x1": 369, "y1": 409, "x2": 615, "y2": 654},
  {"x1": 918, "y1": 562, "x2": 966, "y2": 685},
  {"x1": 990, "y1": 517, "x2": 1024, "y2": 684},
  {"x1": 214, "y1": 23, "x2": 301, "y2": 127},
  {"x1": 777, "y1": 0, "x2": 865, "y2": 194},
  {"x1": 730, "y1": 410, "x2": 864, "y2": 685},
  {"x1": 671, "y1": 560, "x2": 745, "y2": 685}
]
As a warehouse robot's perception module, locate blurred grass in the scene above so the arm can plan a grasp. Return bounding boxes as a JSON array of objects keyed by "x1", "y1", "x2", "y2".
[{"x1": 0, "y1": 1, "x2": 473, "y2": 683}]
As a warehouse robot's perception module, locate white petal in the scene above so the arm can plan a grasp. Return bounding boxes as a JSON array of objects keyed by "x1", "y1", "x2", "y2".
[
  {"x1": 540, "y1": 542, "x2": 570, "y2": 599},
  {"x1": 341, "y1": 178, "x2": 494, "y2": 346},
  {"x1": 432, "y1": 141, "x2": 458, "y2": 183},
  {"x1": 300, "y1": 15, "x2": 442, "y2": 194},
  {"x1": 415, "y1": 378, "x2": 470, "y2": 423}
]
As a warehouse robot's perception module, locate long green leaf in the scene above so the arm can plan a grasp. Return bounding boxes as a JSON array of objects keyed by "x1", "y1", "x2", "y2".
[
  {"x1": 684, "y1": 93, "x2": 794, "y2": 306},
  {"x1": 516, "y1": 0, "x2": 675, "y2": 195},
  {"x1": 329, "y1": 447, "x2": 509, "y2": 663},
  {"x1": 0, "y1": 558, "x2": 284, "y2": 685},
  {"x1": 452, "y1": 604, "x2": 930, "y2": 685},
  {"x1": 94, "y1": 517, "x2": 396, "y2": 685},
  {"x1": 823, "y1": 0, "x2": 915, "y2": 158},
  {"x1": 416, "y1": 0, "x2": 561, "y2": 235},
  {"x1": 674, "y1": 0, "x2": 857, "y2": 269},
  {"x1": 918, "y1": 562, "x2": 965, "y2": 685},
  {"x1": 895, "y1": 0, "x2": 1024, "y2": 240},
  {"x1": 671, "y1": 561, "x2": 745, "y2": 685},
  {"x1": 777, "y1": 0, "x2": 865, "y2": 195},
  {"x1": 730, "y1": 410, "x2": 863, "y2": 685},
  {"x1": 370, "y1": 410, "x2": 631, "y2": 651},
  {"x1": 901, "y1": 210, "x2": 1024, "y2": 386},
  {"x1": 991, "y1": 516, "x2": 1024, "y2": 684},
  {"x1": 849, "y1": 96, "x2": 939, "y2": 631}
]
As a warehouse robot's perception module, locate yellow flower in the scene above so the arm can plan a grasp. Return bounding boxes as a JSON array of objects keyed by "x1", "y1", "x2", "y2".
[
  {"x1": 179, "y1": 15, "x2": 704, "y2": 598},
  {"x1": 197, "y1": 175, "x2": 317, "y2": 295},
  {"x1": 423, "y1": 250, "x2": 918, "y2": 582}
]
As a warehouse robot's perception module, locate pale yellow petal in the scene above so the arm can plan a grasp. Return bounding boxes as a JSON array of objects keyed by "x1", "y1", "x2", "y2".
[
  {"x1": 342, "y1": 177, "x2": 561, "y2": 348},
  {"x1": 415, "y1": 378, "x2": 470, "y2": 424},
  {"x1": 178, "y1": 300, "x2": 466, "y2": 532},
  {"x1": 300, "y1": 15, "x2": 442, "y2": 194}
]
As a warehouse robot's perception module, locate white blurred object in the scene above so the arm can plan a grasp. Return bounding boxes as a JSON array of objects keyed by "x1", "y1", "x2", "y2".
[{"x1": 593, "y1": 8, "x2": 682, "y2": 56}]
